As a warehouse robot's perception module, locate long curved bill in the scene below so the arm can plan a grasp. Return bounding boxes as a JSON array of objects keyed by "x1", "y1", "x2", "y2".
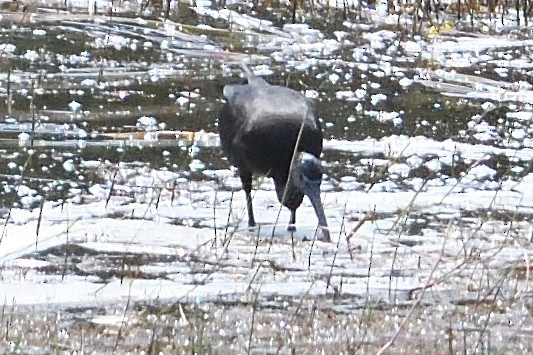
[{"x1": 305, "y1": 181, "x2": 331, "y2": 242}]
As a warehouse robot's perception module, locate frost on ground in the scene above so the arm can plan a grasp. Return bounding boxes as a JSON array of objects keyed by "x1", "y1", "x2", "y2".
[
  {"x1": 2, "y1": 135, "x2": 533, "y2": 352},
  {"x1": 2, "y1": 0, "x2": 533, "y2": 352}
]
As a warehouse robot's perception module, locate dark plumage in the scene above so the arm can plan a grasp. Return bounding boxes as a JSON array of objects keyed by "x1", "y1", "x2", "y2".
[{"x1": 218, "y1": 66, "x2": 330, "y2": 242}]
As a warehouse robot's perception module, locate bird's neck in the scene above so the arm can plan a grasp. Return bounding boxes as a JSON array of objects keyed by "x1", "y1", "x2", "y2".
[{"x1": 274, "y1": 177, "x2": 304, "y2": 210}]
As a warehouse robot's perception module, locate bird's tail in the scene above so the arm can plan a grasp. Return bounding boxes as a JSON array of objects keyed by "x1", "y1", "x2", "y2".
[
  {"x1": 224, "y1": 61, "x2": 255, "y2": 80},
  {"x1": 237, "y1": 62, "x2": 255, "y2": 79}
]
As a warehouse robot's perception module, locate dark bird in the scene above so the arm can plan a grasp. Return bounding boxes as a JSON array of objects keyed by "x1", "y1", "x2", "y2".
[{"x1": 218, "y1": 64, "x2": 330, "y2": 242}]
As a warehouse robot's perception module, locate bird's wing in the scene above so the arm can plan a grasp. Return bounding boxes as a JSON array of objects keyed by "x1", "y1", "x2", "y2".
[
  {"x1": 218, "y1": 80, "x2": 324, "y2": 182},
  {"x1": 249, "y1": 86, "x2": 319, "y2": 132},
  {"x1": 226, "y1": 83, "x2": 314, "y2": 124}
]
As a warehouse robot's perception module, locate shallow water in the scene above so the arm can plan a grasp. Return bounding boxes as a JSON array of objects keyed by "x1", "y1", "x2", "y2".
[{"x1": 1, "y1": 0, "x2": 533, "y2": 353}]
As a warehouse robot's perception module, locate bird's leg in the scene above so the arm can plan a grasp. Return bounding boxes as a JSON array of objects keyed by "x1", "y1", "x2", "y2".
[
  {"x1": 240, "y1": 172, "x2": 256, "y2": 229},
  {"x1": 288, "y1": 209, "x2": 296, "y2": 232}
]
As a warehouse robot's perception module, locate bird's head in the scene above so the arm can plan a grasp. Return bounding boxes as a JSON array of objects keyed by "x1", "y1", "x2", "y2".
[
  {"x1": 291, "y1": 152, "x2": 330, "y2": 242},
  {"x1": 292, "y1": 152, "x2": 323, "y2": 190}
]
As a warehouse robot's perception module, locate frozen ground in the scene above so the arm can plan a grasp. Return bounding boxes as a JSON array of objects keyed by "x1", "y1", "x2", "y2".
[
  {"x1": 2, "y1": 134, "x2": 533, "y2": 352},
  {"x1": 1, "y1": 0, "x2": 533, "y2": 352}
]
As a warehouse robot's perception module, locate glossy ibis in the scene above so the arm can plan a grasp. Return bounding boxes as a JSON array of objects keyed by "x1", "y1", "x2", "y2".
[{"x1": 218, "y1": 65, "x2": 330, "y2": 242}]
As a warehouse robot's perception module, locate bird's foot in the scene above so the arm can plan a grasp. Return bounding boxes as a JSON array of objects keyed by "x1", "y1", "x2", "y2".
[{"x1": 319, "y1": 226, "x2": 331, "y2": 242}]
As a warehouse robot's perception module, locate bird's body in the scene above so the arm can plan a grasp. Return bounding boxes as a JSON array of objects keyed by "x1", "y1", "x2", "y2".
[{"x1": 218, "y1": 69, "x2": 330, "y2": 241}]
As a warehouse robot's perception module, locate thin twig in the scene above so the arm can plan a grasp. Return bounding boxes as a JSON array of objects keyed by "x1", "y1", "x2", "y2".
[{"x1": 376, "y1": 220, "x2": 450, "y2": 354}]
